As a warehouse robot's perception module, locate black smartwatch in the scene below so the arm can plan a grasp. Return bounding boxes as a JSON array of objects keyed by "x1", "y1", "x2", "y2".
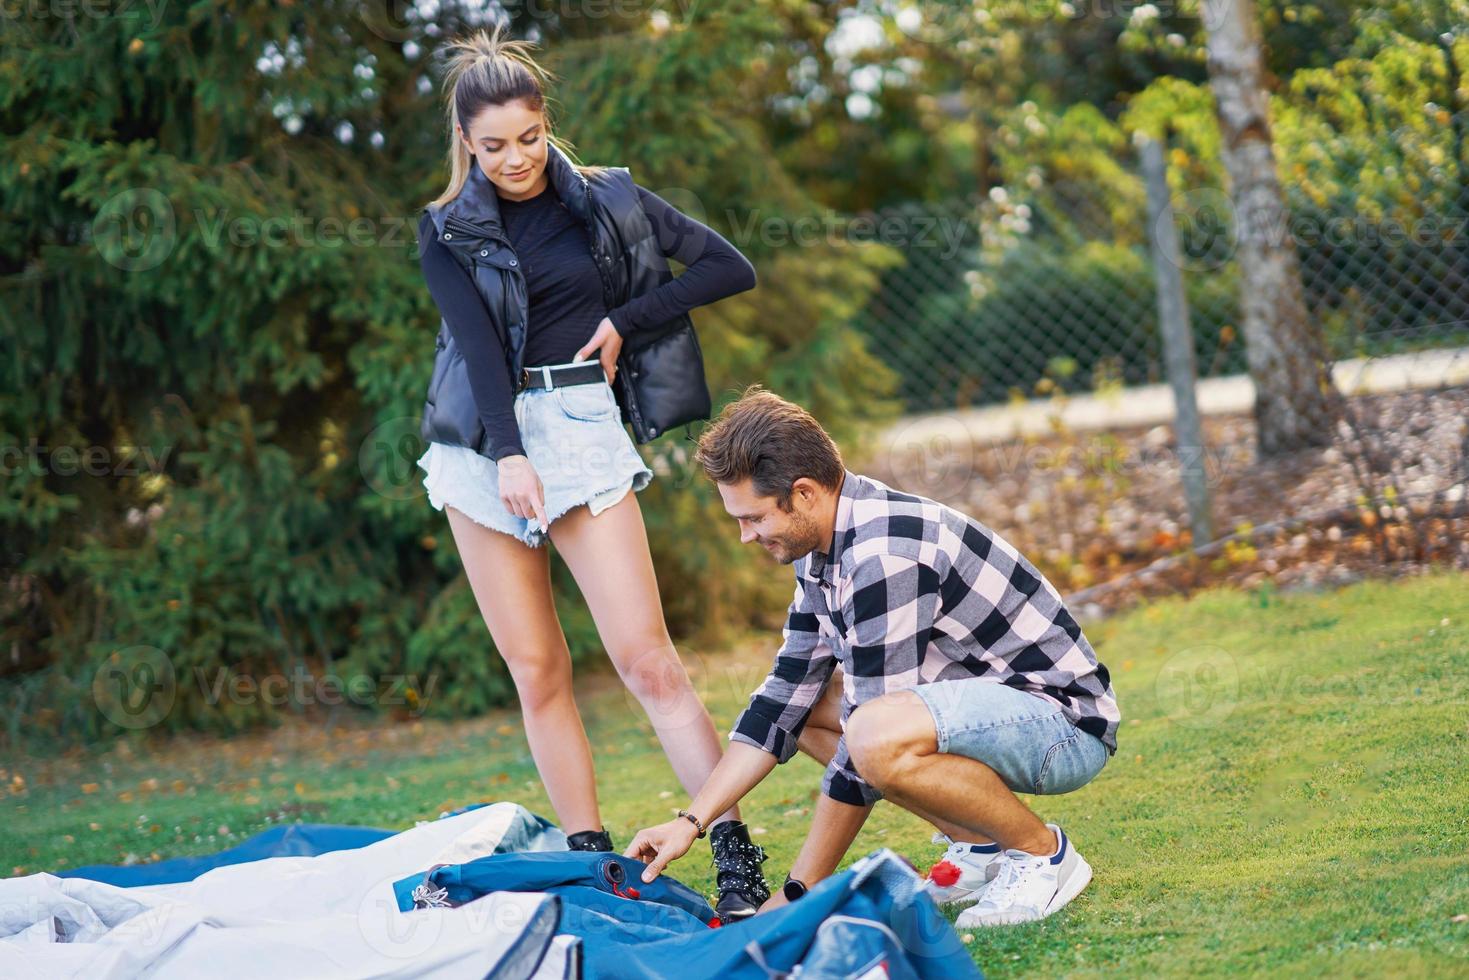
[{"x1": 782, "y1": 874, "x2": 808, "y2": 902}]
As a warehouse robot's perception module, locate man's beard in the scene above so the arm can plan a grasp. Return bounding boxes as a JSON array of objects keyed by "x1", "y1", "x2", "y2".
[{"x1": 768, "y1": 509, "x2": 822, "y2": 564}]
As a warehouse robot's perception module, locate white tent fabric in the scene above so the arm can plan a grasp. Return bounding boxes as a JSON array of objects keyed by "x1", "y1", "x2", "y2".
[{"x1": 0, "y1": 803, "x2": 575, "y2": 979}]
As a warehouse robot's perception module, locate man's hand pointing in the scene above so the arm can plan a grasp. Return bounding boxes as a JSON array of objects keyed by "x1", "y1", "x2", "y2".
[{"x1": 623, "y1": 817, "x2": 702, "y2": 884}]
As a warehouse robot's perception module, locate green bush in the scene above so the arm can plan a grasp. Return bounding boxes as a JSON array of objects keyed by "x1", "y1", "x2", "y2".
[{"x1": 0, "y1": 4, "x2": 897, "y2": 749}]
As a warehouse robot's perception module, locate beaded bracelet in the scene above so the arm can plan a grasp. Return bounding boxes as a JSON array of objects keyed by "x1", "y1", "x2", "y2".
[{"x1": 676, "y1": 808, "x2": 707, "y2": 839}]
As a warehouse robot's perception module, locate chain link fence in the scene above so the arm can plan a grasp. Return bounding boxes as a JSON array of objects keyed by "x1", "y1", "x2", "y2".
[
  {"x1": 857, "y1": 111, "x2": 1469, "y2": 605},
  {"x1": 853, "y1": 119, "x2": 1469, "y2": 415}
]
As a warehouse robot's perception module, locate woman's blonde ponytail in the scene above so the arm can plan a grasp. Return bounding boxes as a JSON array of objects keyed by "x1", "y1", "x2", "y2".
[{"x1": 428, "y1": 25, "x2": 587, "y2": 208}]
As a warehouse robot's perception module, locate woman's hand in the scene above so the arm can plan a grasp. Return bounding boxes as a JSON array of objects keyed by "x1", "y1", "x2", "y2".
[
  {"x1": 623, "y1": 816, "x2": 701, "y2": 883},
  {"x1": 497, "y1": 455, "x2": 549, "y2": 530},
  {"x1": 573, "y1": 317, "x2": 623, "y2": 385}
]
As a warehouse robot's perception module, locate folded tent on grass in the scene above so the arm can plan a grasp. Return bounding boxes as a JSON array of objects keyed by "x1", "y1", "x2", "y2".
[{"x1": 5, "y1": 801, "x2": 982, "y2": 979}]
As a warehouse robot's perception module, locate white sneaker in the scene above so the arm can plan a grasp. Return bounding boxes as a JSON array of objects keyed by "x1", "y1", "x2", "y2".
[
  {"x1": 923, "y1": 832, "x2": 1006, "y2": 908},
  {"x1": 954, "y1": 824, "x2": 1092, "y2": 927}
]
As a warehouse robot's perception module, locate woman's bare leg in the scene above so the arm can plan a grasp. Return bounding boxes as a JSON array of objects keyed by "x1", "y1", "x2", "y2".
[
  {"x1": 445, "y1": 505, "x2": 602, "y2": 833},
  {"x1": 547, "y1": 491, "x2": 739, "y2": 824}
]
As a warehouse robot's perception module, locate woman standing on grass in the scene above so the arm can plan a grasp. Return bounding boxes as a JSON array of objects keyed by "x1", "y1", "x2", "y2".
[{"x1": 411, "y1": 26, "x2": 771, "y2": 920}]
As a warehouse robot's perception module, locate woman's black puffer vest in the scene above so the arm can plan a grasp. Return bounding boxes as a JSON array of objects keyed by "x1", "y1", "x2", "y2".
[{"x1": 418, "y1": 141, "x2": 711, "y2": 454}]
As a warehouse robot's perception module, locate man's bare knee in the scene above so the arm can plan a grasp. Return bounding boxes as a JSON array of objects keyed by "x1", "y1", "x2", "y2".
[{"x1": 846, "y1": 692, "x2": 935, "y2": 793}]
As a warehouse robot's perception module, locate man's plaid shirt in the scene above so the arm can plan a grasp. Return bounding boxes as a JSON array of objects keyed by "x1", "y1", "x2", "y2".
[{"x1": 730, "y1": 470, "x2": 1121, "y2": 806}]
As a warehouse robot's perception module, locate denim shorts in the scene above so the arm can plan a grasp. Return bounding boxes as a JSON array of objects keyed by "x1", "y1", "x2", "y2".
[
  {"x1": 912, "y1": 679, "x2": 1109, "y2": 795},
  {"x1": 416, "y1": 366, "x2": 653, "y2": 549}
]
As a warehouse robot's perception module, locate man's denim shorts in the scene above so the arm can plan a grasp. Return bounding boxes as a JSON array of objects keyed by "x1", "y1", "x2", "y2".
[
  {"x1": 416, "y1": 366, "x2": 653, "y2": 549},
  {"x1": 912, "y1": 679, "x2": 1109, "y2": 795}
]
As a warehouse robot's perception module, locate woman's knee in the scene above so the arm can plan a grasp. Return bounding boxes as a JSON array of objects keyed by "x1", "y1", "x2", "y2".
[
  {"x1": 608, "y1": 635, "x2": 676, "y2": 696},
  {"x1": 503, "y1": 649, "x2": 574, "y2": 712},
  {"x1": 612, "y1": 639, "x2": 706, "y2": 727}
]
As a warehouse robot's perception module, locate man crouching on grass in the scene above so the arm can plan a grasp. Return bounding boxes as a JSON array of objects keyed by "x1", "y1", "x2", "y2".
[{"x1": 624, "y1": 387, "x2": 1120, "y2": 927}]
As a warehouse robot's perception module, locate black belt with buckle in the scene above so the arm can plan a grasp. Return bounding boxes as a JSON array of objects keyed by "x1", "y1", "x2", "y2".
[{"x1": 516, "y1": 361, "x2": 608, "y2": 393}]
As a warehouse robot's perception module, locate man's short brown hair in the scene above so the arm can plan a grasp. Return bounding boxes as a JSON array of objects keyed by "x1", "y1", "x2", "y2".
[{"x1": 694, "y1": 386, "x2": 844, "y2": 509}]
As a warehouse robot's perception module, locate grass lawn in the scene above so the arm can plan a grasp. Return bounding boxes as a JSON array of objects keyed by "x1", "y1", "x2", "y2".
[{"x1": 3, "y1": 571, "x2": 1467, "y2": 976}]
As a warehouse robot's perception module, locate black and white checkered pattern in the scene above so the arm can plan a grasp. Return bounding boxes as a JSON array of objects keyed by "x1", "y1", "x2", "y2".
[{"x1": 730, "y1": 470, "x2": 1121, "y2": 806}]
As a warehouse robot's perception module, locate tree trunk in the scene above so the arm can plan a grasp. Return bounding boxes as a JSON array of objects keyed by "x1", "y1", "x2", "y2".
[{"x1": 1203, "y1": 0, "x2": 1338, "y2": 455}]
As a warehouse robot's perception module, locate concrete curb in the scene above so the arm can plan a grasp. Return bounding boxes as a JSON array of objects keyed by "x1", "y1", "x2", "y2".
[{"x1": 878, "y1": 347, "x2": 1469, "y2": 449}]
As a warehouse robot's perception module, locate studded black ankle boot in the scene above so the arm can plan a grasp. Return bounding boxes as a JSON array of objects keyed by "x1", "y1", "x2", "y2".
[
  {"x1": 566, "y1": 828, "x2": 615, "y2": 851},
  {"x1": 708, "y1": 819, "x2": 771, "y2": 923}
]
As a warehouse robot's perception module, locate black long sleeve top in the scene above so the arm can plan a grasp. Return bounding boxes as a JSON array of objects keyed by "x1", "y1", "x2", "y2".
[{"x1": 417, "y1": 179, "x2": 756, "y2": 461}]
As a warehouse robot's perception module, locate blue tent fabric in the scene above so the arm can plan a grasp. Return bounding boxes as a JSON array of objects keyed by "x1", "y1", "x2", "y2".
[
  {"x1": 54, "y1": 823, "x2": 398, "y2": 887},
  {"x1": 794, "y1": 899, "x2": 931, "y2": 979},
  {"x1": 395, "y1": 847, "x2": 982, "y2": 980},
  {"x1": 50, "y1": 800, "x2": 521, "y2": 888},
  {"x1": 394, "y1": 851, "x2": 717, "y2": 923}
]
